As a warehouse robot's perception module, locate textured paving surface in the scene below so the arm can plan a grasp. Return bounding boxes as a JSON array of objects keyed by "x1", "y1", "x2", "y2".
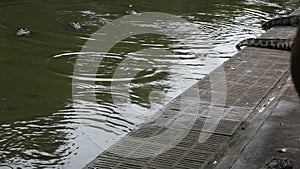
[
  {"x1": 230, "y1": 80, "x2": 300, "y2": 169},
  {"x1": 85, "y1": 9, "x2": 299, "y2": 169}
]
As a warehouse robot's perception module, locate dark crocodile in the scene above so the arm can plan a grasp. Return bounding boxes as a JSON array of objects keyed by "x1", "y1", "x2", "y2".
[
  {"x1": 236, "y1": 38, "x2": 293, "y2": 51},
  {"x1": 236, "y1": 15, "x2": 300, "y2": 51},
  {"x1": 262, "y1": 15, "x2": 300, "y2": 30},
  {"x1": 235, "y1": 14, "x2": 300, "y2": 97}
]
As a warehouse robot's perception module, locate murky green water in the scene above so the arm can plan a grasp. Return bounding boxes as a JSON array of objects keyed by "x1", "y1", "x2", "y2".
[{"x1": 0, "y1": 0, "x2": 299, "y2": 168}]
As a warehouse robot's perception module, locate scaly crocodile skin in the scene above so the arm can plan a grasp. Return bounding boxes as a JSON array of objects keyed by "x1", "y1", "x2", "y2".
[
  {"x1": 262, "y1": 15, "x2": 300, "y2": 30},
  {"x1": 236, "y1": 15, "x2": 299, "y2": 51},
  {"x1": 235, "y1": 38, "x2": 293, "y2": 51}
]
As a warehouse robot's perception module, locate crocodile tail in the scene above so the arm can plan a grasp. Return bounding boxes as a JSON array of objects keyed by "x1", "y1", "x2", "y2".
[
  {"x1": 290, "y1": 15, "x2": 300, "y2": 27},
  {"x1": 262, "y1": 15, "x2": 300, "y2": 30},
  {"x1": 268, "y1": 38, "x2": 293, "y2": 50},
  {"x1": 235, "y1": 38, "x2": 256, "y2": 50},
  {"x1": 262, "y1": 20, "x2": 272, "y2": 30},
  {"x1": 235, "y1": 44, "x2": 242, "y2": 51},
  {"x1": 262, "y1": 16, "x2": 291, "y2": 30},
  {"x1": 236, "y1": 38, "x2": 293, "y2": 51}
]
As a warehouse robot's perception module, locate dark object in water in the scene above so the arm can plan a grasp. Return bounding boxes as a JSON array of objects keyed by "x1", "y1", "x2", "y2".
[
  {"x1": 235, "y1": 38, "x2": 293, "y2": 51},
  {"x1": 262, "y1": 15, "x2": 300, "y2": 30},
  {"x1": 260, "y1": 157, "x2": 293, "y2": 169},
  {"x1": 291, "y1": 26, "x2": 300, "y2": 97}
]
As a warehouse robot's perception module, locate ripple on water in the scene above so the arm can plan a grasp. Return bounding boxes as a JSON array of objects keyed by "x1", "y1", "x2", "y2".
[
  {"x1": 1, "y1": 0, "x2": 298, "y2": 168},
  {"x1": 43, "y1": 9, "x2": 267, "y2": 163},
  {"x1": 0, "y1": 106, "x2": 78, "y2": 168}
]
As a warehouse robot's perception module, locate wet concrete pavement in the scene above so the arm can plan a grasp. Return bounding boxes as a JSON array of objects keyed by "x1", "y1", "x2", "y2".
[{"x1": 230, "y1": 79, "x2": 300, "y2": 169}]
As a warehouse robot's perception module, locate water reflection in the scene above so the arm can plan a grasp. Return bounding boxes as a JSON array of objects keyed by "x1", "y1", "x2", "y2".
[
  {"x1": 0, "y1": 106, "x2": 77, "y2": 168},
  {"x1": 0, "y1": 0, "x2": 299, "y2": 168}
]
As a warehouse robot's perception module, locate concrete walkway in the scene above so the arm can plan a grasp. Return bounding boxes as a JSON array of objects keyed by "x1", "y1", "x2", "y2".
[
  {"x1": 85, "y1": 9, "x2": 300, "y2": 169},
  {"x1": 229, "y1": 79, "x2": 300, "y2": 169}
]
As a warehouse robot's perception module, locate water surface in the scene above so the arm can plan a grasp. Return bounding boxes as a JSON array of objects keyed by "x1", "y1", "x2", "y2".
[{"x1": 0, "y1": 0, "x2": 299, "y2": 168}]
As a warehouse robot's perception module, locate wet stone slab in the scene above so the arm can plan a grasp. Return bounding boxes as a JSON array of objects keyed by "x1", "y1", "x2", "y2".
[{"x1": 230, "y1": 82, "x2": 300, "y2": 169}]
